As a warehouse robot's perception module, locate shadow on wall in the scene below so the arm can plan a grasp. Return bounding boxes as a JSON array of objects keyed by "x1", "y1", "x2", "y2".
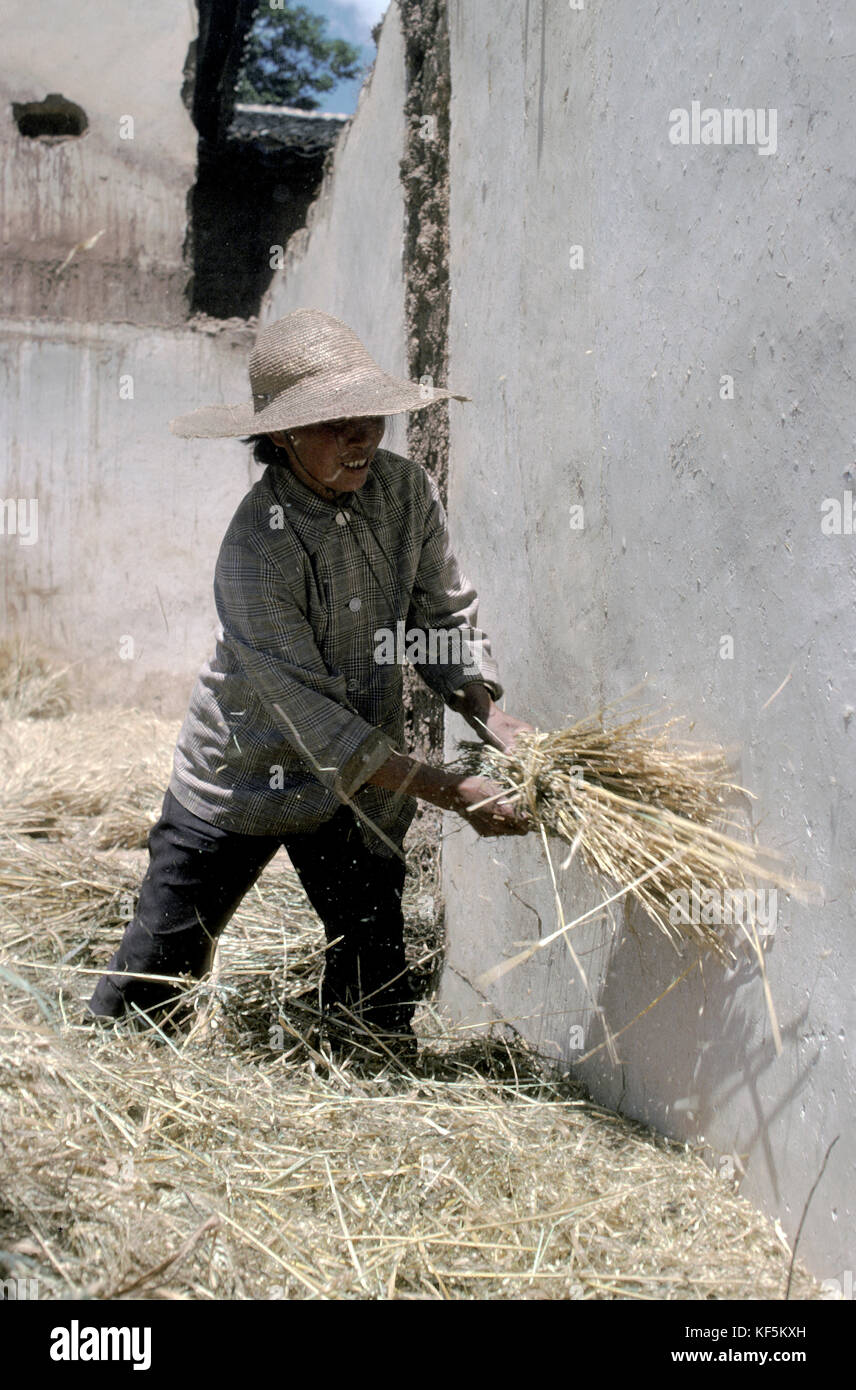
[
  {"x1": 589, "y1": 901, "x2": 816, "y2": 1204},
  {"x1": 188, "y1": 111, "x2": 346, "y2": 319}
]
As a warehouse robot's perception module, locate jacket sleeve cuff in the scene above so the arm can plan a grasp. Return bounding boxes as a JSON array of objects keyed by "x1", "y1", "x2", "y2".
[
  {"x1": 448, "y1": 673, "x2": 504, "y2": 704},
  {"x1": 333, "y1": 728, "x2": 396, "y2": 800}
]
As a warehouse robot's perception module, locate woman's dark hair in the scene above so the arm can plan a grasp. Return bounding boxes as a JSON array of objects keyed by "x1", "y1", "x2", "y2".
[{"x1": 242, "y1": 434, "x2": 287, "y2": 469}]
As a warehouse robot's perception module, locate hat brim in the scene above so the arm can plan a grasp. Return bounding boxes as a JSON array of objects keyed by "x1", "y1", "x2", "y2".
[{"x1": 170, "y1": 373, "x2": 471, "y2": 439}]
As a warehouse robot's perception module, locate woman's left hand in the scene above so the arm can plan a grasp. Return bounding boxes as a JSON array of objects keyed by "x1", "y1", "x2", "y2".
[
  {"x1": 484, "y1": 708, "x2": 534, "y2": 753},
  {"x1": 449, "y1": 683, "x2": 534, "y2": 753}
]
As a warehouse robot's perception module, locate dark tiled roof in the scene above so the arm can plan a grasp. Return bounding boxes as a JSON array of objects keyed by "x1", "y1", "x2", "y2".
[{"x1": 230, "y1": 103, "x2": 349, "y2": 157}]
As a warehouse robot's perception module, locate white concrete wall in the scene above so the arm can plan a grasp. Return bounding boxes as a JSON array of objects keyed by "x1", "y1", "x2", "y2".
[
  {"x1": 439, "y1": 0, "x2": 855, "y2": 1281},
  {"x1": 0, "y1": 1, "x2": 257, "y2": 713},
  {"x1": 1, "y1": 0, "x2": 197, "y2": 324},
  {"x1": 0, "y1": 0, "x2": 410, "y2": 712},
  {"x1": 260, "y1": 3, "x2": 410, "y2": 460},
  {"x1": 0, "y1": 317, "x2": 254, "y2": 713}
]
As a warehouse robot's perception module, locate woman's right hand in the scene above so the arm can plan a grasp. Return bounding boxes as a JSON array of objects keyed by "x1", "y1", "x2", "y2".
[
  {"x1": 366, "y1": 754, "x2": 531, "y2": 836},
  {"x1": 450, "y1": 775, "x2": 532, "y2": 837}
]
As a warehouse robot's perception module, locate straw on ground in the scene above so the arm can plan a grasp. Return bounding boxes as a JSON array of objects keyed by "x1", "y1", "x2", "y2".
[{"x1": 0, "y1": 647, "x2": 821, "y2": 1300}]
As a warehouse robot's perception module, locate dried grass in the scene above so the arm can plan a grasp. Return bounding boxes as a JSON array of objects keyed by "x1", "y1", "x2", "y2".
[
  {"x1": 0, "y1": 991, "x2": 821, "y2": 1301},
  {"x1": 0, "y1": 827, "x2": 820, "y2": 1302},
  {"x1": 457, "y1": 706, "x2": 809, "y2": 964},
  {"x1": 0, "y1": 652, "x2": 822, "y2": 1300},
  {"x1": 0, "y1": 710, "x2": 180, "y2": 848},
  {"x1": 0, "y1": 639, "x2": 72, "y2": 721}
]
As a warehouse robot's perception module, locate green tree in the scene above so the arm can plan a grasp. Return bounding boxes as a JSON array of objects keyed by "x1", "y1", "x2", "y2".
[{"x1": 235, "y1": 3, "x2": 363, "y2": 109}]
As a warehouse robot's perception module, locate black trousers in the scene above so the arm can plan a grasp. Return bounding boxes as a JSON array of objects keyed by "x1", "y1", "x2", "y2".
[{"x1": 88, "y1": 789, "x2": 414, "y2": 1034}]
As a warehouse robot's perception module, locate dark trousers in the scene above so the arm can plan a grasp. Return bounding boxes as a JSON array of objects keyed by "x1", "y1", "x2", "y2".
[{"x1": 88, "y1": 789, "x2": 414, "y2": 1035}]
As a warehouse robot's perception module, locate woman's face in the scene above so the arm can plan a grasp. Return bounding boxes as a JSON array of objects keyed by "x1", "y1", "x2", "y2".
[{"x1": 268, "y1": 416, "x2": 386, "y2": 498}]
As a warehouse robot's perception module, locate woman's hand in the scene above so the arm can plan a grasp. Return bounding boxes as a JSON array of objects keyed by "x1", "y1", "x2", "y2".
[
  {"x1": 482, "y1": 708, "x2": 534, "y2": 753},
  {"x1": 450, "y1": 775, "x2": 531, "y2": 837},
  {"x1": 448, "y1": 683, "x2": 534, "y2": 752},
  {"x1": 366, "y1": 755, "x2": 531, "y2": 837}
]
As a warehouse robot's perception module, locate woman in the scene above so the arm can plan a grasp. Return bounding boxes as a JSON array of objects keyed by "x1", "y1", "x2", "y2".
[{"x1": 89, "y1": 308, "x2": 531, "y2": 1060}]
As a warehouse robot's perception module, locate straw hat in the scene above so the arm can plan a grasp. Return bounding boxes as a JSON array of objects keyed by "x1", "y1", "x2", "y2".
[{"x1": 170, "y1": 308, "x2": 470, "y2": 438}]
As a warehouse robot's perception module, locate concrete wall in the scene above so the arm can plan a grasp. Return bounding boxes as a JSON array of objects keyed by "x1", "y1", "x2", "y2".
[
  {"x1": 0, "y1": 316, "x2": 254, "y2": 713},
  {"x1": 0, "y1": 0, "x2": 410, "y2": 711},
  {"x1": 438, "y1": 0, "x2": 855, "y2": 1281},
  {"x1": 0, "y1": 1, "x2": 259, "y2": 713},
  {"x1": 1, "y1": 0, "x2": 196, "y2": 326}
]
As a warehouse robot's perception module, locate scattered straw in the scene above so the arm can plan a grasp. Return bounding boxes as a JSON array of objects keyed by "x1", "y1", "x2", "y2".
[
  {"x1": 0, "y1": 639, "x2": 72, "y2": 721},
  {"x1": 0, "y1": 994, "x2": 821, "y2": 1300},
  {"x1": 0, "y1": 658, "x2": 822, "y2": 1300},
  {"x1": 0, "y1": 710, "x2": 180, "y2": 848},
  {"x1": 0, "y1": 817, "x2": 820, "y2": 1302}
]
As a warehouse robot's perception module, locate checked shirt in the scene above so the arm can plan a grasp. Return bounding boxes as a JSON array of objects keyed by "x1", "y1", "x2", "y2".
[{"x1": 169, "y1": 448, "x2": 503, "y2": 857}]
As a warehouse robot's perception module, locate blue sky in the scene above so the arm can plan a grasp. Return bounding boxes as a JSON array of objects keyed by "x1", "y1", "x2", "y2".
[{"x1": 291, "y1": 1, "x2": 390, "y2": 114}]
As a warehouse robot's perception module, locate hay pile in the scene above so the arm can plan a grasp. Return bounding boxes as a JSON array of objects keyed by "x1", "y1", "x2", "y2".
[
  {"x1": 0, "y1": 638, "x2": 72, "y2": 721},
  {"x1": 0, "y1": 995, "x2": 820, "y2": 1301},
  {"x1": 459, "y1": 707, "x2": 802, "y2": 962},
  {"x1": 0, "y1": 647, "x2": 821, "y2": 1300},
  {"x1": 0, "y1": 710, "x2": 180, "y2": 849},
  {"x1": 0, "y1": 819, "x2": 820, "y2": 1302},
  {"x1": 0, "y1": 639, "x2": 182, "y2": 850}
]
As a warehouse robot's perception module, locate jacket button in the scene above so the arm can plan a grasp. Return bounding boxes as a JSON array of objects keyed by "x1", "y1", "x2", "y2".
[
  {"x1": 335, "y1": 511, "x2": 348, "y2": 526},
  {"x1": 346, "y1": 679, "x2": 360, "y2": 692},
  {"x1": 348, "y1": 597, "x2": 361, "y2": 611}
]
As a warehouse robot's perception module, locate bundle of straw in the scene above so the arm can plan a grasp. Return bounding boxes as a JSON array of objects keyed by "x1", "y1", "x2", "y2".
[{"x1": 458, "y1": 707, "x2": 800, "y2": 963}]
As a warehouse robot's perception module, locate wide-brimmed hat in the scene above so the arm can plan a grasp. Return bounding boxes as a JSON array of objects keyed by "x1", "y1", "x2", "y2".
[{"x1": 170, "y1": 308, "x2": 470, "y2": 438}]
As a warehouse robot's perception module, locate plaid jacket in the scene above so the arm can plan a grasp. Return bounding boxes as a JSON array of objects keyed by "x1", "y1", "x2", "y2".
[{"x1": 169, "y1": 448, "x2": 503, "y2": 856}]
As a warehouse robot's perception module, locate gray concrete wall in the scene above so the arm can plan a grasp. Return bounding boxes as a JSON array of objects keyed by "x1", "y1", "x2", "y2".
[
  {"x1": 0, "y1": 316, "x2": 254, "y2": 713},
  {"x1": 439, "y1": 0, "x2": 855, "y2": 1281},
  {"x1": 0, "y1": 2, "x2": 257, "y2": 713},
  {"x1": 1, "y1": 0, "x2": 196, "y2": 325},
  {"x1": 0, "y1": 0, "x2": 410, "y2": 712}
]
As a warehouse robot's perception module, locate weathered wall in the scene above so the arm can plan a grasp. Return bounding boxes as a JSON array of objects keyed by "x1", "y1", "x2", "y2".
[
  {"x1": 1, "y1": 0, "x2": 197, "y2": 326},
  {"x1": 0, "y1": 316, "x2": 254, "y2": 713},
  {"x1": 0, "y1": 0, "x2": 437, "y2": 715},
  {"x1": 396, "y1": 0, "x2": 455, "y2": 767},
  {"x1": 438, "y1": 0, "x2": 855, "y2": 1280},
  {"x1": 0, "y1": 1, "x2": 257, "y2": 713}
]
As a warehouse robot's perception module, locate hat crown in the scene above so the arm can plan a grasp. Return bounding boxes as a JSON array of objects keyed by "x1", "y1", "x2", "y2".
[
  {"x1": 248, "y1": 309, "x2": 377, "y2": 407},
  {"x1": 169, "y1": 305, "x2": 469, "y2": 438}
]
